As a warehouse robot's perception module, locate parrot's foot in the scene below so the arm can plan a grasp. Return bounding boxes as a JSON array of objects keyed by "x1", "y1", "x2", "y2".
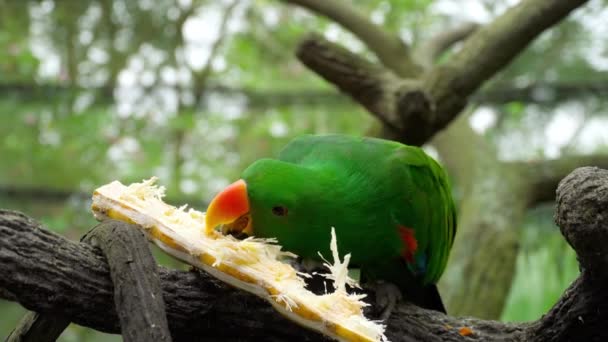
[{"x1": 370, "y1": 281, "x2": 403, "y2": 320}]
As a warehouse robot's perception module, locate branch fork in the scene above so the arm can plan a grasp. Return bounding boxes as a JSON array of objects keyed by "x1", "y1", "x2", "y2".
[{"x1": 288, "y1": 0, "x2": 589, "y2": 145}]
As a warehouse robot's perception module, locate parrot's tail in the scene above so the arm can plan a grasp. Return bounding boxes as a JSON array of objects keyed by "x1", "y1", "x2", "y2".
[{"x1": 420, "y1": 284, "x2": 447, "y2": 314}]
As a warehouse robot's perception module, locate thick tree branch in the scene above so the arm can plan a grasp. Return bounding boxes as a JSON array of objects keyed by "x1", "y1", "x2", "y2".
[
  {"x1": 82, "y1": 221, "x2": 172, "y2": 342},
  {"x1": 423, "y1": 0, "x2": 589, "y2": 142},
  {"x1": 554, "y1": 167, "x2": 608, "y2": 274},
  {"x1": 280, "y1": 0, "x2": 421, "y2": 77},
  {"x1": 2, "y1": 165, "x2": 608, "y2": 342},
  {"x1": 0, "y1": 210, "x2": 324, "y2": 342},
  {"x1": 293, "y1": 0, "x2": 589, "y2": 145},
  {"x1": 425, "y1": 0, "x2": 589, "y2": 97},
  {"x1": 296, "y1": 34, "x2": 430, "y2": 138},
  {"x1": 515, "y1": 154, "x2": 608, "y2": 204},
  {"x1": 415, "y1": 22, "x2": 480, "y2": 68}
]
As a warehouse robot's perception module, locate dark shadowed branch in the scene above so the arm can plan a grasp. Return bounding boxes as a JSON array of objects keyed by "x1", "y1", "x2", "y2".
[
  {"x1": 295, "y1": 33, "x2": 417, "y2": 134},
  {"x1": 518, "y1": 154, "x2": 608, "y2": 204},
  {"x1": 82, "y1": 221, "x2": 173, "y2": 342},
  {"x1": 424, "y1": 0, "x2": 589, "y2": 99},
  {"x1": 1, "y1": 166, "x2": 608, "y2": 341}
]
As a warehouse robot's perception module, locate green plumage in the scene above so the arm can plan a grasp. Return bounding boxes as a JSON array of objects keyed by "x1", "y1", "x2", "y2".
[{"x1": 241, "y1": 134, "x2": 456, "y2": 311}]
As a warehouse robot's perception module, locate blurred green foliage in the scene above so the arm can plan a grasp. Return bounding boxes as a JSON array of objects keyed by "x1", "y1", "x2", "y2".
[
  {"x1": 501, "y1": 206, "x2": 578, "y2": 322},
  {"x1": 1, "y1": 0, "x2": 605, "y2": 340}
]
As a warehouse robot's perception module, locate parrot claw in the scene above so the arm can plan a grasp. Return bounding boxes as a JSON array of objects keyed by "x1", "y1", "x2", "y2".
[{"x1": 371, "y1": 281, "x2": 402, "y2": 320}]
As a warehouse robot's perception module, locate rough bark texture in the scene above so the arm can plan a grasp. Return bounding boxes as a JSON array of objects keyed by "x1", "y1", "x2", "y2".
[
  {"x1": 1, "y1": 167, "x2": 608, "y2": 341},
  {"x1": 0, "y1": 210, "x2": 326, "y2": 342},
  {"x1": 296, "y1": 34, "x2": 416, "y2": 133},
  {"x1": 82, "y1": 221, "x2": 172, "y2": 342}
]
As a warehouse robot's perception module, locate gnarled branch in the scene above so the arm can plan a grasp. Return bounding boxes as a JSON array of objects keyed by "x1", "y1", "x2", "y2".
[
  {"x1": 1, "y1": 166, "x2": 608, "y2": 341},
  {"x1": 518, "y1": 154, "x2": 608, "y2": 204},
  {"x1": 291, "y1": 0, "x2": 589, "y2": 145},
  {"x1": 83, "y1": 221, "x2": 172, "y2": 341},
  {"x1": 296, "y1": 34, "x2": 430, "y2": 138}
]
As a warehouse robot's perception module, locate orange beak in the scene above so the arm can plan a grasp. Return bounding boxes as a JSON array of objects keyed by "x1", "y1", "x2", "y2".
[{"x1": 205, "y1": 179, "x2": 252, "y2": 236}]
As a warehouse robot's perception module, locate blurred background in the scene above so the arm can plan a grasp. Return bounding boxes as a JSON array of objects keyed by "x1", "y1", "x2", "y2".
[{"x1": 1, "y1": 0, "x2": 606, "y2": 340}]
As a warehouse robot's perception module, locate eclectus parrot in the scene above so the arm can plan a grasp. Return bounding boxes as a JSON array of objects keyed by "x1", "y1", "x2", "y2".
[{"x1": 205, "y1": 134, "x2": 457, "y2": 316}]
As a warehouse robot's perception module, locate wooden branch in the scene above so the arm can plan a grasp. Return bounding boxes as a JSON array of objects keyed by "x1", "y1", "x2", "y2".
[
  {"x1": 82, "y1": 221, "x2": 172, "y2": 342},
  {"x1": 555, "y1": 167, "x2": 608, "y2": 273},
  {"x1": 0, "y1": 210, "x2": 325, "y2": 342},
  {"x1": 296, "y1": 34, "x2": 430, "y2": 140},
  {"x1": 514, "y1": 154, "x2": 608, "y2": 204},
  {"x1": 422, "y1": 0, "x2": 589, "y2": 139},
  {"x1": 280, "y1": 0, "x2": 421, "y2": 77},
  {"x1": 416, "y1": 22, "x2": 480, "y2": 67},
  {"x1": 292, "y1": 0, "x2": 589, "y2": 145},
  {"x1": 425, "y1": 0, "x2": 589, "y2": 96},
  {"x1": 2, "y1": 165, "x2": 608, "y2": 342}
]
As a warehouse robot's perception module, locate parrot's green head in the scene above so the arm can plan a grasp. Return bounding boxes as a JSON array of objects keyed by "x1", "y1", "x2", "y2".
[{"x1": 205, "y1": 159, "x2": 333, "y2": 255}]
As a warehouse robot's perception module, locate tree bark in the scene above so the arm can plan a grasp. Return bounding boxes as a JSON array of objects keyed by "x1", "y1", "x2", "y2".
[
  {"x1": 1, "y1": 167, "x2": 608, "y2": 341},
  {"x1": 292, "y1": 0, "x2": 590, "y2": 146},
  {"x1": 82, "y1": 221, "x2": 172, "y2": 342}
]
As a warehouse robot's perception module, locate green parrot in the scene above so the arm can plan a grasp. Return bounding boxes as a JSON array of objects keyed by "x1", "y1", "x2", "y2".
[{"x1": 205, "y1": 134, "x2": 456, "y2": 316}]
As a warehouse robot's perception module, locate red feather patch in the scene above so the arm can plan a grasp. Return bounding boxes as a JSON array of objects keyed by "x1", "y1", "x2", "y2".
[{"x1": 398, "y1": 226, "x2": 418, "y2": 263}]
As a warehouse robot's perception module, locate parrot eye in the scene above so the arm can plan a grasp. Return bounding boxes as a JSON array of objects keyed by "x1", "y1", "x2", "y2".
[{"x1": 272, "y1": 206, "x2": 288, "y2": 217}]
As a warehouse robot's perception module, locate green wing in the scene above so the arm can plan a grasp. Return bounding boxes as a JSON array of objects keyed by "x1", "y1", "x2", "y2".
[
  {"x1": 390, "y1": 148, "x2": 456, "y2": 284},
  {"x1": 278, "y1": 134, "x2": 457, "y2": 284}
]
